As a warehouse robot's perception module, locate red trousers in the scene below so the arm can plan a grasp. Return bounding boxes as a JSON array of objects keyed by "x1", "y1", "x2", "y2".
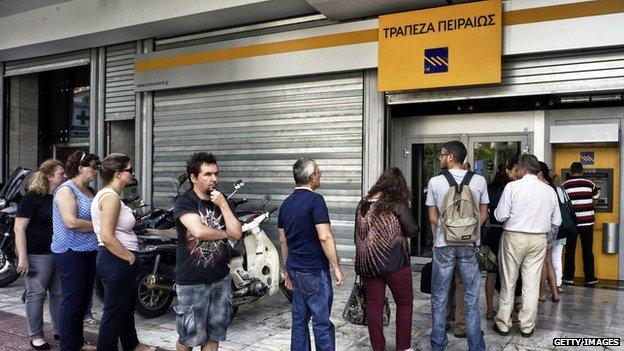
[{"x1": 362, "y1": 266, "x2": 413, "y2": 351}]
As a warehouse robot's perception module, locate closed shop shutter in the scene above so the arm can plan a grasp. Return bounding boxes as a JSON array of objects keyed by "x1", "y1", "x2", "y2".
[
  {"x1": 387, "y1": 48, "x2": 624, "y2": 104},
  {"x1": 152, "y1": 72, "x2": 364, "y2": 254},
  {"x1": 3, "y1": 50, "x2": 90, "y2": 77},
  {"x1": 105, "y1": 43, "x2": 136, "y2": 121}
]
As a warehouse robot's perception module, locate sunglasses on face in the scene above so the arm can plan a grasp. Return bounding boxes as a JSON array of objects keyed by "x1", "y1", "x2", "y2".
[{"x1": 119, "y1": 167, "x2": 134, "y2": 174}]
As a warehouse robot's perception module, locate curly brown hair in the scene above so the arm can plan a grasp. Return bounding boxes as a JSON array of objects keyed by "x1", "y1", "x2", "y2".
[
  {"x1": 365, "y1": 167, "x2": 412, "y2": 212},
  {"x1": 65, "y1": 150, "x2": 100, "y2": 179}
]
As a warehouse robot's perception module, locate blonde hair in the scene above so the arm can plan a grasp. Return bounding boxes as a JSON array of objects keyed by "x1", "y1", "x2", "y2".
[{"x1": 28, "y1": 159, "x2": 64, "y2": 195}]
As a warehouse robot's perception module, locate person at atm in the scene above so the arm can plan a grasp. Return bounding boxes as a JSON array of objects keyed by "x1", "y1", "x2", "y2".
[{"x1": 561, "y1": 162, "x2": 601, "y2": 286}]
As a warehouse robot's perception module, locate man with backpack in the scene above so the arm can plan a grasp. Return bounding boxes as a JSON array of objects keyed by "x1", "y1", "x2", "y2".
[
  {"x1": 425, "y1": 141, "x2": 488, "y2": 351},
  {"x1": 492, "y1": 154, "x2": 561, "y2": 338}
]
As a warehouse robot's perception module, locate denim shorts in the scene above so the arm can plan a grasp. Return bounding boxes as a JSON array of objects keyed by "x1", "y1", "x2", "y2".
[{"x1": 174, "y1": 276, "x2": 233, "y2": 346}]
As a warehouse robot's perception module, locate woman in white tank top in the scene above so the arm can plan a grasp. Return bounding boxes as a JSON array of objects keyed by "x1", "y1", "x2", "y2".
[{"x1": 91, "y1": 153, "x2": 155, "y2": 351}]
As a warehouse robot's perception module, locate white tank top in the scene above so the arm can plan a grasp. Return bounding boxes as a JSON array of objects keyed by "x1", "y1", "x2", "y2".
[{"x1": 91, "y1": 188, "x2": 139, "y2": 252}]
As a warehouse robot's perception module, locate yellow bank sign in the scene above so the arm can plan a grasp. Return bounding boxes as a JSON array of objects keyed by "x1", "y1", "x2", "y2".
[{"x1": 378, "y1": 0, "x2": 502, "y2": 92}]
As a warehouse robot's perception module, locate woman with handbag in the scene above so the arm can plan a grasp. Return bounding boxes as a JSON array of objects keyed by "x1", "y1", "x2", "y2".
[
  {"x1": 537, "y1": 162, "x2": 561, "y2": 303},
  {"x1": 483, "y1": 158, "x2": 519, "y2": 320},
  {"x1": 354, "y1": 167, "x2": 419, "y2": 351},
  {"x1": 552, "y1": 173, "x2": 574, "y2": 294}
]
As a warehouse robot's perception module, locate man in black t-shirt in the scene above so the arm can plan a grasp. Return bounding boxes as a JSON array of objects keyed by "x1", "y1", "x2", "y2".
[{"x1": 173, "y1": 152, "x2": 242, "y2": 351}]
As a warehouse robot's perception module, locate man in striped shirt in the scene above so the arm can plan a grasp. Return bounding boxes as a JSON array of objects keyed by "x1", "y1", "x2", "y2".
[{"x1": 561, "y1": 162, "x2": 601, "y2": 286}]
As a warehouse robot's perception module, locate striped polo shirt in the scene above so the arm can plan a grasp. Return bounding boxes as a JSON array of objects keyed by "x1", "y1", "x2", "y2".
[{"x1": 562, "y1": 176, "x2": 600, "y2": 227}]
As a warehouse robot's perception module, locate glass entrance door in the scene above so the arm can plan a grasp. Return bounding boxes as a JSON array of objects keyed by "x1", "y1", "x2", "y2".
[
  {"x1": 468, "y1": 136, "x2": 528, "y2": 183},
  {"x1": 406, "y1": 137, "x2": 460, "y2": 259}
]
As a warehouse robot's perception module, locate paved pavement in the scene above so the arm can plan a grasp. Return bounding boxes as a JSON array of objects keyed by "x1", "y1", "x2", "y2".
[{"x1": 0, "y1": 266, "x2": 623, "y2": 350}]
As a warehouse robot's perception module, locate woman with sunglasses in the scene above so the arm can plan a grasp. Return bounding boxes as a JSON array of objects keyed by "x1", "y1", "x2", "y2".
[
  {"x1": 52, "y1": 150, "x2": 100, "y2": 351},
  {"x1": 91, "y1": 154, "x2": 154, "y2": 351}
]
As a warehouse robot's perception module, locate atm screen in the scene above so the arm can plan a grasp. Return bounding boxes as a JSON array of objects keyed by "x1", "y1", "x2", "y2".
[{"x1": 562, "y1": 168, "x2": 613, "y2": 212}]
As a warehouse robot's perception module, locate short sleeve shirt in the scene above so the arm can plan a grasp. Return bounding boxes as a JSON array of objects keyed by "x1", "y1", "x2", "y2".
[
  {"x1": 16, "y1": 192, "x2": 53, "y2": 254},
  {"x1": 278, "y1": 188, "x2": 330, "y2": 271},
  {"x1": 51, "y1": 180, "x2": 98, "y2": 253},
  {"x1": 425, "y1": 169, "x2": 489, "y2": 247},
  {"x1": 173, "y1": 190, "x2": 234, "y2": 285}
]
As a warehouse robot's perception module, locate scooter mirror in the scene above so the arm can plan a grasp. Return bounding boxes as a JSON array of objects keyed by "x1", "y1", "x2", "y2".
[
  {"x1": 122, "y1": 178, "x2": 140, "y2": 203},
  {"x1": 133, "y1": 205, "x2": 152, "y2": 218},
  {"x1": 233, "y1": 180, "x2": 245, "y2": 190}
]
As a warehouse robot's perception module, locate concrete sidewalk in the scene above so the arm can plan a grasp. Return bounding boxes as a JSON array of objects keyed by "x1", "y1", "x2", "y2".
[
  {"x1": 0, "y1": 310, "x2": 97, "y2": 351},
  {"x1": 0, "y1": 267, "x2": 623, "y2": 350}
]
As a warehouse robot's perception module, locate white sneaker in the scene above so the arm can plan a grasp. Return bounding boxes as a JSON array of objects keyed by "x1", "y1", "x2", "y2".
[
  {"x1": 80, "y1": 343, "x2": 96, "y2": 351},
  {"x1": 585, "y1": 279, "x2": 599, "y2": 285}
]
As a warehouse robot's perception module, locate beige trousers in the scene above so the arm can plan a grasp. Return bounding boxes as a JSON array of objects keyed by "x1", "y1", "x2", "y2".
[
  {"x1": 446, "y1": 266, "x2": 465, "y2": 334},
  {"x1": 495, "y1": 230, "x2": 547, "y2": 333}
]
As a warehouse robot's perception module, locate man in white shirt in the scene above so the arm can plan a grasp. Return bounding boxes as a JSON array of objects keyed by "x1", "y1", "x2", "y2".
[
  {"x1": 493, "y1": 154, "x2": 561, "y2": 338},
  {"x1": 425, "y1": 141, "x2": 488, "y2": 351}
]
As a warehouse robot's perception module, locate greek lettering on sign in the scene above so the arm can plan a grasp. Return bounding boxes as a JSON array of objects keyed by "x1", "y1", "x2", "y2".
[
  {"x1": 438, "y1": 14, "x2": 496, "y2": 32},
  {"x1": 382, "y1": 13, "x2": 496, "y2": 39},
  {"x1": 382, "y1": 22, "x2": 436, "y2": 38}
]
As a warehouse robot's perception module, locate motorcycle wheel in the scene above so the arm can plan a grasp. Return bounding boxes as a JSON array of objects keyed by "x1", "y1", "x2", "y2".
[
  {"x1": 135, "y1": 266, "x2": 174, "y2": 319},
  {"x1": 0, "y1": 250, "x2": 19, "y2": 288}
]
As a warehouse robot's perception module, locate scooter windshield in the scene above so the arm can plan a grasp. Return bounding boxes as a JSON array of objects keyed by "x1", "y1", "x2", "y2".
[{"x1": 0, "y1": 167, "x2": 32, "y2": 203}]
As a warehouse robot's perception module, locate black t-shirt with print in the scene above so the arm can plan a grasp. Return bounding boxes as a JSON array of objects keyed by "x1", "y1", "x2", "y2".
[
  {"x1": 16, "y1": 191, "x2": 54, "y2": 254},
  {"x1": 173, "y1": 189, "x2": 235, "y2": 285}
]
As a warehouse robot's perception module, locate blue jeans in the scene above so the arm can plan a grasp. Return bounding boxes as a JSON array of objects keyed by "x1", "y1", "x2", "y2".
[
  {"x1": 96, "y1": 247, "x2": 140, "y2": 351},
  {"x1": 430, "y1": 246, "x2": 485, "y2": 351},
  {"x1": 54, "y1": 250, "x2": 97, "y2": 351},
  {"x1": 288, "y1": 269, "x2": 335, "y2": 351},
  {"x1": 25, "y1": 254, "x2": 61, "y2": 340}
]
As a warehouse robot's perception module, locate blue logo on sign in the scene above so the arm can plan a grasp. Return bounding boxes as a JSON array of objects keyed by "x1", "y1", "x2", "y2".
[
  {"x1": 424, "y1": 47, "x2": 449, "y2": 74},
  {"x1": 580, "y1": 151, "x2": 595, "y2": 165}
]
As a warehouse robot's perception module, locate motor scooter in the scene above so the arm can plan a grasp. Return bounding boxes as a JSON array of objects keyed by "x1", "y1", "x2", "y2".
[
  {"x1": 97, "y1": 178, "x2": 291, "y2": 318},
  {"x1": 0, "y1": 167, "x2": 31, "y2": 288}
]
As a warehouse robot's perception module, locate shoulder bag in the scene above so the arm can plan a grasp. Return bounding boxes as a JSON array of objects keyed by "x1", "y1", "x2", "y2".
[
  {"x1": 342, "y1": 275, "x2": 390, "y2": 326},
  {"x1": 555, "y1": 187, "x2": 578, "y2": 240}
]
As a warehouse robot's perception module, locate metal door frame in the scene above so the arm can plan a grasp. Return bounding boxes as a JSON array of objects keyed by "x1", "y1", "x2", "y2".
[{"x1": 395, "y1": 135, "x2": 460, "y2": 264}]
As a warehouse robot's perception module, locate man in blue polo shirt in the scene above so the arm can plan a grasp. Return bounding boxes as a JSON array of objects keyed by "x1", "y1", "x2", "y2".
[{"x1": 278, "y1": 156, "x2": 345, "y2": 351}]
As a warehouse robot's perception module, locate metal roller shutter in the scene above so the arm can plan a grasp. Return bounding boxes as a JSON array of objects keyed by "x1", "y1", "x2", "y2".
[
  {"x1": 3, "y1": 50, "x2": 90, "y2": 77},
  {"x1": 387, "y1": 48, "x2": 624, "y2": 104},
  {"x1": 105, "y1": 43, "x2": 136, "y2": 121},
  {"x1": 153, "y1": 72, "x2": 363, "y2": 255}
]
